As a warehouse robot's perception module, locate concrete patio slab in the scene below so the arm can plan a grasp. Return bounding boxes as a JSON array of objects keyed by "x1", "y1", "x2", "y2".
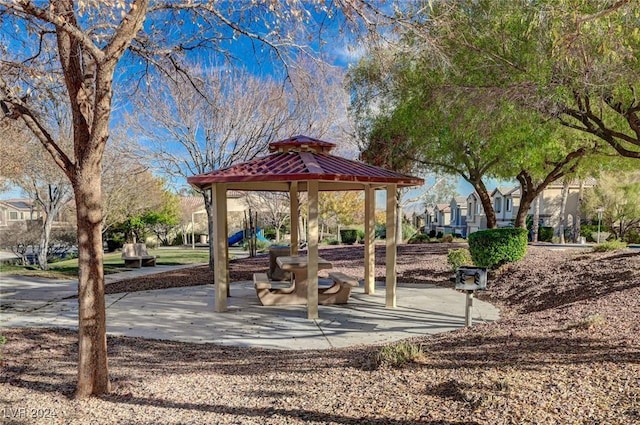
[{"x1": 1, "y1": 268, "x2": 499, "y2": 350}]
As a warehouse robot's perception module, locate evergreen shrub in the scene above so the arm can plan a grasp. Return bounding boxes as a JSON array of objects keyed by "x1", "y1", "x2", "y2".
[
  {"x1": 593, "y1": 239, "x2": 627, "y2": 252},
  {"x1": 468, "y1": 228, "x2": 528, "y2": 269},
  {"x1": 538, "y1": 226, "x2": 554, "y2": 242},
  {"x1": 447, "y1": 248, "x2": 473, "y2": 272},
  {"x1": 340, "y1": 229, "x2": 358, "y2": 244},
  {"x1": 408, "y1": 233, "x2": 430, "y2": 244}
]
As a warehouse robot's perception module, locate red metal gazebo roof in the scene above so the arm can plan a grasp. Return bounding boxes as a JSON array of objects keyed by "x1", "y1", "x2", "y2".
[{"x1": 187, "y1": 135, "x2": 424, "y2": 190}]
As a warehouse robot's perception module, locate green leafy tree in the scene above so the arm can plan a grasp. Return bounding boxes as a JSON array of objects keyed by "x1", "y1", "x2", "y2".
[
  {"x1": 319, "y1": 192, "x2": 363, "y2": 242},
  {"x1": 349, "y1": 0, "x2": 612, "y2": 230},
  {"x1": 583, "y1": 171, "x2": 640, "y2": 241},
  {"x1": 111, "y1": 178, "x2": 179, "y2": 245},
  {"x1": 141, "y1": 191, "x2": 181, "y2": 246},
  {"x1": 412, "y1": 0, "x2": 640, "y2": 163},
  {"x1": 537, "y1": 1, "x2": 640, "y2": 160}
]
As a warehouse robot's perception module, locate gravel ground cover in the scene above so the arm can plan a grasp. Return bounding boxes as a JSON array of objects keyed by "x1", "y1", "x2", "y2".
[{"x1": 1, "y1": 244, "x2": 639, "y2": 424}]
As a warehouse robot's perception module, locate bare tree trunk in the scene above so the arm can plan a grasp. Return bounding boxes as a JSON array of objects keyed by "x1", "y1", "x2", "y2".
[
  {"x1": 532, "y1": 196, "x2": 540, "y2": 242},
  {"x1": 472, "y1": 179, "x2": 497, "y2": 229},
  {"x1": 557, "y1": 180, "x2": 569, "y2": 244},
  {"x1": 74, "y1": 173, "x2": 110, "y2": 398},
  {"x1": 396, "y1": 189, "x2": 403, "y2": 243},
  {"x1": 574, "y1": 180, "x2": 584, "y2": 242},
  {"x1": 200, "y1": 189, "x2": 214, "y2": 270},
  {"x1": 515, "y1": 171, "x2": 541, "y2": 229},
  {"x1": 299, "y1": 215, "x2": 306, "y2": 245},
  {"x1": 37, "y1": 215, "x2": 54, "y2": 270}
]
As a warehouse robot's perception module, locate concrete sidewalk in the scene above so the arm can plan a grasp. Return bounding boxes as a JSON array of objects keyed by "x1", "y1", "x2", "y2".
[{"x1": 1, "y1": 266, "x2": 499, "y2": 350}]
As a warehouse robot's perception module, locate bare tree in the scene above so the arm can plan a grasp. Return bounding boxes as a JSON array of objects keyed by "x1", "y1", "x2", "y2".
[
  {"x1": 131, "y1": 66, "x2": 294, "y2": 267},
  {"x1": 242, "y1": 192, "x2": 290, "y2": 242},
  {"x1": 0, "y1": 122, "x2": 74, "y2": 270},
  {"x1": 132, "y1": 61, "x2": 352, "y2": 267},
  {"x1": 0, "y1": 222, "x2": 40, "y2": 265}
]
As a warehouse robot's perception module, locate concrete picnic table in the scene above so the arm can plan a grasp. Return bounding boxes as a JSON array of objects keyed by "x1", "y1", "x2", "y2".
[{"x1": 254, "y1": 256, "x2": 358, "y2": 306}]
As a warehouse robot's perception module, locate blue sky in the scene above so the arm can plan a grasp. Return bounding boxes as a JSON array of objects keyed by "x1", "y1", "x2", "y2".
[{"x1": 0, "y1": 4, "x2": 510, "y2": 202}]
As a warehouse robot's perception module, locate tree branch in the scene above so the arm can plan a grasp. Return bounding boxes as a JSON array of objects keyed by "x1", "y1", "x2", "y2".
[
  {"x1": 0, "y1": 76, "x2": 75, "y2": 177},
  {"x1": 0, "y1": 0, "x2": 104, "y2": 61}
]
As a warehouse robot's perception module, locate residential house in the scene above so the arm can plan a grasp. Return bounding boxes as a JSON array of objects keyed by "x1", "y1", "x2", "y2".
[
  {"x1": 532, "y1": 179, "x2": 596, "y2": 239},
  {"x1": 0, "y1": 198, "x2": 74, "y2": 250},
  {"x1": 0, "y1": 199, "x2": 40, "y2": 229},
  {"x1": 449, "y1": 196, "x2": 468, "y2": 237},
  {"x1": 431, "y1": 203, "x2": 452, "y2": 236},
  {"x1": 420, "y1": 205, "x2": 436, "y2": 233},
  {"x1": 464, "y1": 178, "x2": 596, "y2": 240},
  {"x1": 421, "y1": 197, "x2": 468, "y2": 237},
  {"x1": 491, "y1": 186, "x2": 521, "y2": 227},
  {"x1": 465, "y1": 192, "x2": 487, "y2": 236}
]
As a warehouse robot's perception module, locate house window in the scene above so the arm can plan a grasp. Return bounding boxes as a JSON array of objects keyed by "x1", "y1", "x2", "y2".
[
  {"x1": 506, "y1": 198, "x2": 512, "y2": 212},
  {"x1": 9, "y1": 211, "x2": 18, "y2": 220},
  {"x1": 495, "y1": 197, "x2": 502, "y2": 213},
  {"x1": 468, "y1": 203, "x2": 473, "y2": 219}
]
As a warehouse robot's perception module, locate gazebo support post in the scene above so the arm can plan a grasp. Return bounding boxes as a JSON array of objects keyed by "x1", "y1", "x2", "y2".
[
  {"x1": 385, "y1": 184, "x2": 397, "y2": 308},
  {"x1": 364, "y1": 184, "x2": 376, "y2": 294},
  {"x1": 213, "y1": 183, "x2": 228, "y2": 312},
  {"x1": 226, "y1": 217, "x2": 230, "y2": 298},
  {"x1": 307, "y1": 180, "x2": 320, "y2": 319},
  {"x1": 289, "y1": 181, "x2": 299, "y2": 256}
]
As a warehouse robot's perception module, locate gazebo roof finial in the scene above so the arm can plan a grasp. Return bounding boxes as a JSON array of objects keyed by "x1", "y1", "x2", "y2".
[{"x1": 268, "y1": 135, "x2": 336, "y2": 154}]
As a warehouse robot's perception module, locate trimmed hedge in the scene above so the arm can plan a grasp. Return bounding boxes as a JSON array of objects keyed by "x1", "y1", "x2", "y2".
[
  {"x1": 340, "y1": 229, "x2": 358, "y2": 244},
  {"x1": 468, "y1": 227, "x2": 528, "y2": 269},
  {"x1": 538, "y1": 226, "x2": 554, "y2": 242}
]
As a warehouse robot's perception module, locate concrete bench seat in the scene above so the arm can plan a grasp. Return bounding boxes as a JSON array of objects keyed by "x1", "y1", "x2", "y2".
[
  {"x1": 327, "y1": 271, "x2": 359, "y2": 288},
  {"x1": 253, "y1": 273, "x2": 272, "y2": 290},
  {"x1": 122, "y1": 243, "x2": 157, "y2": 268}
]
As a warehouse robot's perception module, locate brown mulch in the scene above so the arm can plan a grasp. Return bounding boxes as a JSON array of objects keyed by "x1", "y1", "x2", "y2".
[{"x1": 2, "y1": 244, "x2": 640, "y2": 424}]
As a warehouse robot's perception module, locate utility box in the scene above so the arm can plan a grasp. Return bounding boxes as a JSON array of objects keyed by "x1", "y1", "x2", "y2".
[
  {"x1": 455, "y1": 266, "x2": 487, "y2": 291},
  {"x1": 268, "y1": 246, "x2": 291, "y2": 281}
]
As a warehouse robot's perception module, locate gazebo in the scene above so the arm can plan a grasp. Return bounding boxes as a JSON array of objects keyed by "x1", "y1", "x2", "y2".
[{"x1": 187, "y1": 135, "x2": 424, "y2": 319}]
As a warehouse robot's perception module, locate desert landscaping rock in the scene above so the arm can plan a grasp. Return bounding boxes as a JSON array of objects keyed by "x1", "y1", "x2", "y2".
[{"x1": 1, "y1": 244, "x2": 639, "y2": 424}]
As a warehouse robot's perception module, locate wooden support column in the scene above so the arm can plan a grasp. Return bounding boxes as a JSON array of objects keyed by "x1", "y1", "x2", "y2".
[
  {"x1": 385, "y1": 184, "x2": 397, "y2": 308},
  {"x1": 289, "y1": 181, "x2": 299, "y2": 256},
  {"x1": 364, "y1": 185, "x2": 376, "y2": 294},
  {"x1": 212, "y1": 183, "x2": 228, "y2": 312},
  {"x1": 226, "y1": 208, "x2": 230, "y2": 298},
  {"x1": 307, "y1": 180, "x2": 319, "y2": 319}
]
